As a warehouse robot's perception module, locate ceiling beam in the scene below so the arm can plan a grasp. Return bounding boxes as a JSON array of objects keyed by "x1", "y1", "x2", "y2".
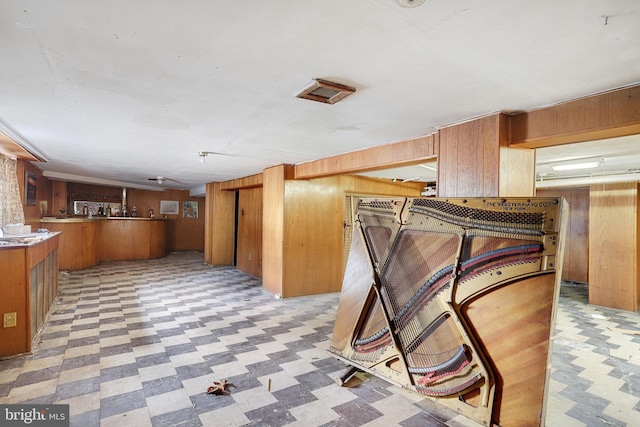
[
  {"x1": 510, "y1": 84, "x2": 640, "y2": 149},
  {"x1": 294, "y1": 133, "x2": 437, "y2": 180}
]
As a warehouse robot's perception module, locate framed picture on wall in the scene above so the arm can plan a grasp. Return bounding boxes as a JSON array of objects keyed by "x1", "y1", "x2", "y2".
[
  {"x1": 183, "y1": 201, "x2": 198, "y2": 218},
  {"x1": 25, "y1": 171, "x2": 37, "y2": 206},
  {"x1": 160, "y1": 200, "x2": 179, "y2": 215}
]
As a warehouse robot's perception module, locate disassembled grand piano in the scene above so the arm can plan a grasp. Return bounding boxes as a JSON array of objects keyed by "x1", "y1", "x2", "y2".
[{"x1": 330, "y1": 196, "x2": 567, "y2": 427}]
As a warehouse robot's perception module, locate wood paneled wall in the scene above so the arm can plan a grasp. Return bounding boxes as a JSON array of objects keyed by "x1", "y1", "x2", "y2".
[
  {"x1": 51, "y1": 181, "x2": 67, "y2": 216},
  {"x1": 11, "y1": 162, "x2": 203, "y2": 256},
  {"x1": 100, "y1": 219, "x2": 167, "y2": 261},
  {"x1": 204, "y1": 182, "x2": 236, "y2": 266},
  {"x1": 537, "y1": 187, "x2": 590, "y2": 283},
  {"x1": 277, "y1": 175, "x2": 423, "y2": 298},
  {"x1": 295, "y1": 134, "x2": 437, "y2": 179},
  {"x1": 236, "y1": 187, "x2": 263, "y2": 278},
  {"x1": 43, "y1": 220, "x2": 100, "y2": 270},
  {"x1": 0, "y1": 246, "x2": 28, "y2": 355},
  {"x1": 511, "y1": 85, "x2": 640, "y2": 148},
  {"x1": 128, "y1": 188, "x2": 205, "y2": 252},
  {"x1": 262, "y1": 165, "x2": 291, "y2": 295},
  {"x1": 589, "y1": 182, "x2": 639, "y2": 311},
  {"x1": 62, "y1": 185, "x2": 204, "y2": 252},
  {"x1": 16, "y1": 159, "x2": 53, "y2": 225},
  {"x1": 438, "y1": 114, "x2": 535, "y2": 197}
]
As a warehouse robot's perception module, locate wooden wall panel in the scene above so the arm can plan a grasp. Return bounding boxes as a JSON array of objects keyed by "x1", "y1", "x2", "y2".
[
  {"x1": 438, "y1": 115, "x2": 501, "y2": 197},
  {"x1": 236, "y1": 187, "x2": 263, "y2": 278},
  {"x1": 204, "y1": 182, "x2": 236, "y2": 266},
  {"x1": 51, "y1": 181, "x2": 67, "y2": 217},
  {"x1": 282, "y1": 178, "x2": 344, "y2": 298},
  {"x1": 280, "y1": 175, "x2": 423, "y2": 298},
  {"x1": 499, "y1": 146, "x2": 535, "y2": 196},
  {"x1": 262, "y1": 165, "x2": 290, "y2": 295},
  {"x1": 0, "y1": 248, "x2": 28, "y2": 356},
  {"x1": 41, "y1": 220, "x2": 100, "y2": 270},
  {"x1": 294, "y1": 134, "x2": 437, "y2": 179},
  {"x1": 128, "y1": 188, "x2": 204, "y2": 252},
  {"x1": 99, "y1": 220, "x2": 166, "y2": 261},
  {"x1": 511, "y1": 84, "x2": 640, "y2": 148},
  {"x1": 589, "y1": 182, "x2": 639, "y2": 311},
  {"x1": 0, "y1": 131, "x2": 39, "y2": 161},
  {"x1": 537, "y1": 188, "x2": 590, "y2": 283},
  {"x1": 438, "y1": 114, "x2": 534, "y2": 198},
  {"x1": 0, "y1": 235, "x2": 59, "y2": 357},
  {"x1": 17, "y1": 159, "x2": 53, "y2": 224},
  {"x1": 65, "y1": 182, "x2": 122, "y2": 213},
  {"x1": 220, "y1": 173, "x2": 263, "y2": 191}
]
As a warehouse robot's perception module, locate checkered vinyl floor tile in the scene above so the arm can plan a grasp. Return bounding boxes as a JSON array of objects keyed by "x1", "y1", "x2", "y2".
[{"x1": 1, "y1": 253, "x2": 639, "y2": 426}]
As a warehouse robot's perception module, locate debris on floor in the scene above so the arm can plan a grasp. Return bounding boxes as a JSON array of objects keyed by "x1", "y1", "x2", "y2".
[
  {"x1": 206, "y1": 379, "x2": 234, "y2": 395},
  {"x1": 608, "y1": 327, "x2": 640, "y2": 336}
]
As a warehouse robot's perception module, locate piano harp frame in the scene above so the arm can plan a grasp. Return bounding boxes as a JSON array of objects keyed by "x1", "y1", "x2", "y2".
[{"x1": 330, "y1": 196, "x2": 567, "y2": 427}]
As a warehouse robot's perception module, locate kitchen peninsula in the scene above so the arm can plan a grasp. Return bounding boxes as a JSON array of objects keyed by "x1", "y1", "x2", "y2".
[{"x1": 41, "y1": 216, "x2": 167, "y2": 269}]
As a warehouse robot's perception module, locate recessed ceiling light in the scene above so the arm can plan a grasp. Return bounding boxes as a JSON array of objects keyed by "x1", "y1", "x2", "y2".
[{"x1": 295, "y1": 78, "x2": 356, "y2": 104}]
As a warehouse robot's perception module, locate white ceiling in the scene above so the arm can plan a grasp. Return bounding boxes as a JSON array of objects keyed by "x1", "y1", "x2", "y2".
[{"x1": 1, "y1": 1, "x2": 639, "y2": 193}]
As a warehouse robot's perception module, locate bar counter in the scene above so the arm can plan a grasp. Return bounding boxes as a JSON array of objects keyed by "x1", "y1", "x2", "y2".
[
  {"x1": 40, "y1": 217, "x2": 167, "y2": 269},
  {"x1": 0, "y1": 232, "x2": 60, "y2": 356}
]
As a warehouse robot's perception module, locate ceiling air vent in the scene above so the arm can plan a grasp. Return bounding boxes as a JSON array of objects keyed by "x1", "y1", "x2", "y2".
[{"x1": 296, "y1": 78, "x2": 356, "y2": 104}]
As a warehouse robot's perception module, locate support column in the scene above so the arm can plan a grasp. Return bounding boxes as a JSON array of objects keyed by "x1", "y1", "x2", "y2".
[
  {"x1": 262, "y1": 164, "x2": 294, "y2": 296},
  {"x1": 437, "y1": 113, "x2": 535, "y2": 197}
]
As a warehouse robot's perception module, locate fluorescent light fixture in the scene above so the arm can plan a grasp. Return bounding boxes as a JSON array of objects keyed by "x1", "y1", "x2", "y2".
[
  {"x1": 418, "y1": 163, "x2": 437, "y2": 171},
  {"x1": 536, "y1": 172, "x2": 640, "y2": 189},
  {"x1": 551, "y1": 161, "x2": 601, "y2": 171}
]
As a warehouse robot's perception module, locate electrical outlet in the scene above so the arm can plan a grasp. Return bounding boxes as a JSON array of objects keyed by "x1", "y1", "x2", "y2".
[{"x1": 3, "y1": 312, "x2": 17, "y2": 328}]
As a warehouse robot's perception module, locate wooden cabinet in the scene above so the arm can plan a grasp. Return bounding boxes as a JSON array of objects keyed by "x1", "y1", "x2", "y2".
[{"x1": 0, "y1": 233, "x2": 60, "y2": 357}]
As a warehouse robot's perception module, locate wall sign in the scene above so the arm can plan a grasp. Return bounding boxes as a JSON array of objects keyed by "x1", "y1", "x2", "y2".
[
  {"x1": 25, "y1": 171, "x2": 37, "y2": 206},
  {"x1": 160, "y1": 200, "x2": 179, "y2": 215},
  {"x1": 183, "y1": 201, "x2": 198, "y2": 218}
]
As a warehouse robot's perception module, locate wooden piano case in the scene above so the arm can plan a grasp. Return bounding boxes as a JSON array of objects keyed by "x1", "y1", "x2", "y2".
[{"x1": 330, "y1": 196, "x2": 567, "y2": 427}]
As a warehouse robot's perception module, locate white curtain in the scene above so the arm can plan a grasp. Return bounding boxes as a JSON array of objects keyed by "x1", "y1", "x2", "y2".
[{"x1": 0, "y1": 154, "x2": 25, "y2": 227}]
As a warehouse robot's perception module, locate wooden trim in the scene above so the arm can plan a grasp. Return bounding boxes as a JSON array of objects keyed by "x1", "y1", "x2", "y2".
[
  {"x1": 0, "y1": 131, "x2": 40, "y2": 161},
  {"x1": 220, "y1": 173, "x2": 263, "y2": 191},
  {"x1": 510, "y1": 84, "x2": 640, "y2": 148},
  {"x1": 294, "y1": 134, "x2": 437, "y2": 180}
]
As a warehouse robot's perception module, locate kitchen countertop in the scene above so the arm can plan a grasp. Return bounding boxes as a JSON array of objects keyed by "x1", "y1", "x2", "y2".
[{"x1": 0, "y1": 231, "x2": 61, "y2": 248}]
